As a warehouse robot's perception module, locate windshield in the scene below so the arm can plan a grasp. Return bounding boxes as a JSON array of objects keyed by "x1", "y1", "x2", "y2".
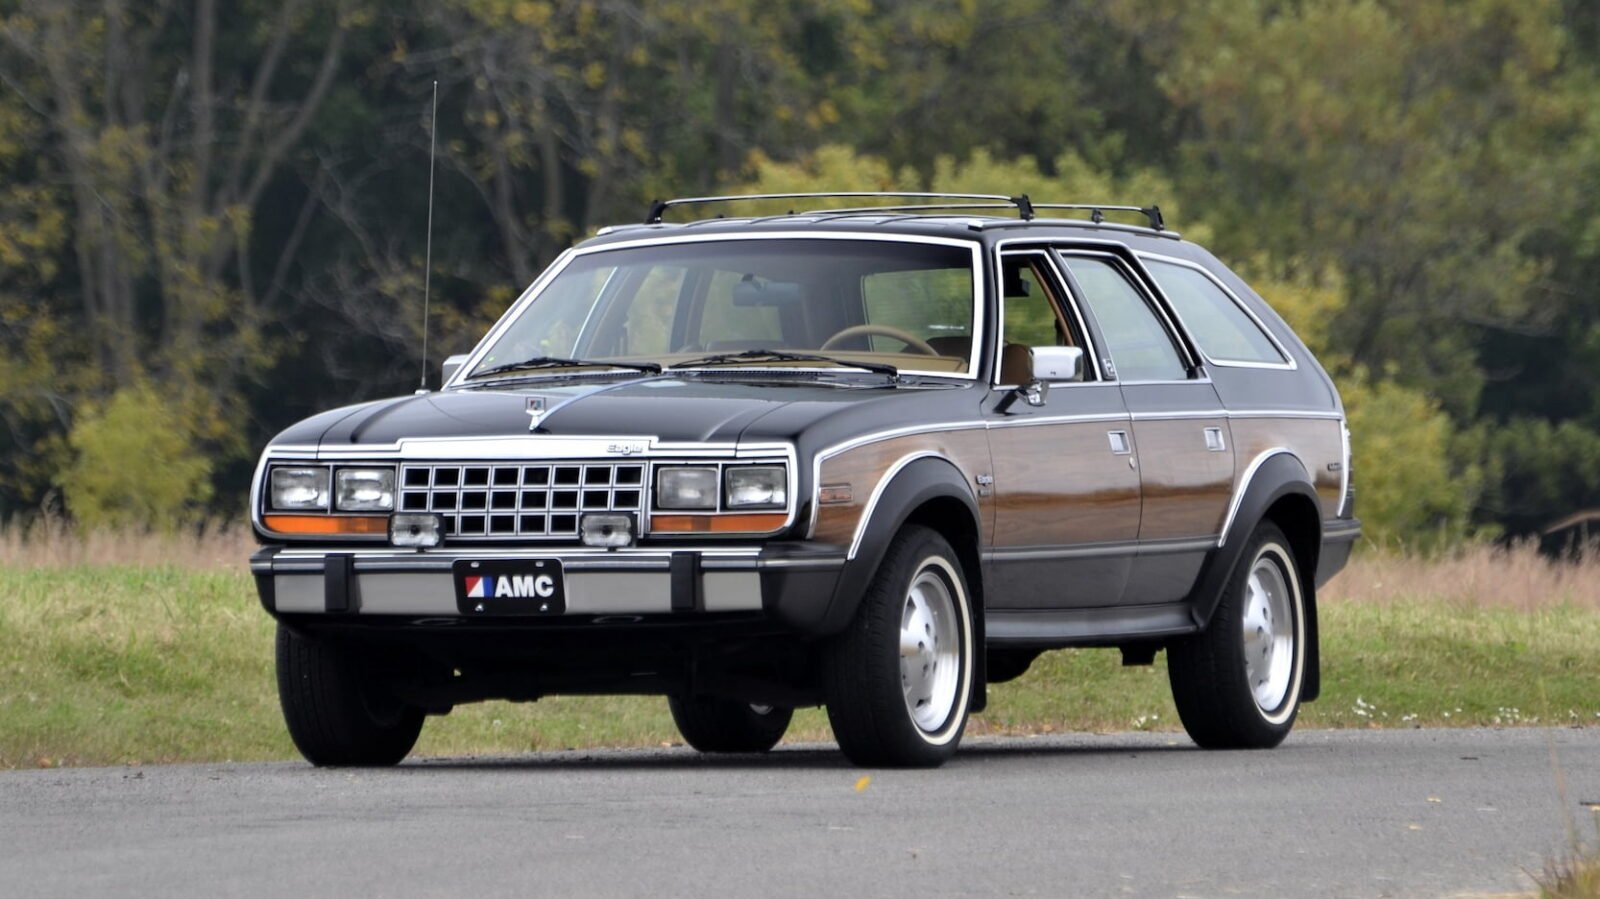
[{"x1": 464, "y1": 238, "x2": 977, "y2": 380}]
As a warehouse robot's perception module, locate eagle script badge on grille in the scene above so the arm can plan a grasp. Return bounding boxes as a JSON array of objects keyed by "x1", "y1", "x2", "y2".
[{"x1": 525, "y1": 396, "x2": 548, "y2": 430}]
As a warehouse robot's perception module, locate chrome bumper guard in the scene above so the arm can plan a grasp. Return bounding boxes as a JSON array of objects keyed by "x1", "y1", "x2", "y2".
[{"x1": 250, "y1": 545, "x2": 845, "y2": 619}]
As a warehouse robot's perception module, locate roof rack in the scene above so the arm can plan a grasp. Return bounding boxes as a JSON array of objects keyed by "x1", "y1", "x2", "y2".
[{"x1": 642, "y1": 192, "x2": 1166, "y2": 231}]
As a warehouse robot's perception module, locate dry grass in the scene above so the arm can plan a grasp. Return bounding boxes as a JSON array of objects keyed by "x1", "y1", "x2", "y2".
[
  {"x1": 1323, "y1": 541, "x2": 1600, "y2": 611},
  {"x1": 6, "y1": 524, "x2": 1600, "y2": 609},
  {"x1": 2, "y1": 527, "x2": 1597, "y2": 767},
  {"x1": 0, "y1": 520, "x2": 254, "y2": 570}
]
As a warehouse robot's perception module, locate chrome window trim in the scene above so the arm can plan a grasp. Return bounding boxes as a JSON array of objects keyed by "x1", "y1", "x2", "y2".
[
  {"x1": 1055, "y1": 247, "x2": 1202, "y2": 381},
  {"x1": 445, "y1": 231, "x2": 988, "y2": 388},
  {"x1": 1218, "y1": 446, "x2": 1296, "y2": 547},
  {"x1": 1133, "y1": 251, "x2": 1299, "y2": 371},
  {"x1": 991, "y1": 245, "x2": 1105, "y2": 388}
]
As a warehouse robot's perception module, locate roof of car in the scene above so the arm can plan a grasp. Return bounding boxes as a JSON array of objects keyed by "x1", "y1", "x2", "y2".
[
  {"x1": 581, "y1": 212, "x2": 1186, "y2": 251},
  {"x1": 578, "y1": 192, "x2": 1188, "y2": 252}
]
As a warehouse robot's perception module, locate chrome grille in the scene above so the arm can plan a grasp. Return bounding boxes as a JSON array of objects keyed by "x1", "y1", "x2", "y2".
[{"x1": 399, "y1": 461, "x2": 645, "y2": 541}]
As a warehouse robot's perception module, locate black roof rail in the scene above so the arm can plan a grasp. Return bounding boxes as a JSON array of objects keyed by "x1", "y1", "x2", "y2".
[
  {"x1": 645, "y1": 192, "x2": 1011, "y2": 224},
  {"x1": 1031, "y1": 203, "x2": 1164, "y2": 231},
  {"x1": 643, "y1": 192, "x2": 1165, "y2": 231}
]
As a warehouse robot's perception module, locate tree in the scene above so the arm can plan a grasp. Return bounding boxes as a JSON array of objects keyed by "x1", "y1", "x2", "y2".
[{"x1": 1119, "y1": 0, "x2": 1593, "y2": 416}]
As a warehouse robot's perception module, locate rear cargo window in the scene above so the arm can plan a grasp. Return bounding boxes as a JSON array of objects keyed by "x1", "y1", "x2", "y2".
[{"x1": 1145, "y1": 260, "x2": 1287, "y2": 366}]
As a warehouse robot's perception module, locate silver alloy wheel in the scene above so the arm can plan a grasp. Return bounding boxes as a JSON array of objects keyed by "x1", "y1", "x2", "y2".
[
  {"x1": 900, "y1": 566, "x2": 961, "y2": 733},
  {"x1": 1241, "y1": 552, "x2": 1295, "y2": 714}
]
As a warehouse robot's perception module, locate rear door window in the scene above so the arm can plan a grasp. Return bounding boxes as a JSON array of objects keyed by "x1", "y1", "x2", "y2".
[{"x1": 1058, "y1": 254, "x2": 1188, "y2": 382}]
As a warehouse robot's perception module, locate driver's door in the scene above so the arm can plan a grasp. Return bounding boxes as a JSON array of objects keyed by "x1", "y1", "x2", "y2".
[{"x1": 984, "y1": 250, "x2": 1141, "y2": 609}]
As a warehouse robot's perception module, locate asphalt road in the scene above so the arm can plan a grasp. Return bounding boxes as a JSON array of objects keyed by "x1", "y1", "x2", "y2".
[{"x1": 2, "y1": 728, "x2": 1596, "y2": 898}]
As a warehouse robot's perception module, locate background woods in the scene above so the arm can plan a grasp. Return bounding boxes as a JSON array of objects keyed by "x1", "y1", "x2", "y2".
[{"x1": 1, "y1": 0, "x2": 1598, "y2": 547}]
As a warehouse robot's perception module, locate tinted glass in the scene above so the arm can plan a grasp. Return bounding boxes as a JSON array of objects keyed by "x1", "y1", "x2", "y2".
[
  {"x1": 470, "y1": 240, "x2": 976, "y2": 376},
  {"x1": 1001, "y1": 257, "x2": 1069, "y2": 348},
  {"x1": 861, "y1": 267, "x2": 972, "y2": 358},
  {"x1": 1145, "y1": 260, "x2": 1286, "y2": 365},
  {"x1": 1060, "y1": 254, "x2": 1187, "y2": 381}
]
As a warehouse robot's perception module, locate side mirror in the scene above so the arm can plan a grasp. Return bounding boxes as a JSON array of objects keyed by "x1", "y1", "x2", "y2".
[
  {"x1": 441, "y1": 353, "x2": 470, "y2": 385},
  {"x1": 1030, "y1": 345, "x2": 1085, "y2": 383},
  {"x1": 998, "y1": 346, "x2": 1086, "y2": 413}
]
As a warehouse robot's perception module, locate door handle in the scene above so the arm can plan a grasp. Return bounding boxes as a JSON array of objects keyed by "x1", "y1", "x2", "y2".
[
  {"x1": 1204, "y1": 427, "x2": 1226, "y2": 452},
  {"x1": 1107, "y1": 430, "x2": 1131, "y2": 455}
]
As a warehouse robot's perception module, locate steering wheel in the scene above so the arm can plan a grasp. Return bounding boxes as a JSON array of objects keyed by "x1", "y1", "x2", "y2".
[{"x1": 819, "y1": 324, "x2": 939, "y2": 356}]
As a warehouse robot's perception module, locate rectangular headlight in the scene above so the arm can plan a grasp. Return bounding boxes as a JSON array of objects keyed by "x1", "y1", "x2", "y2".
[
  {"x1": 270, "y1": 467, "x2": 330, "y2": 511},
  {"x1": 725, "y1": 466, "x2": 787, "y2": 509},
  {"x1": 657, "y1": 467, "x2": 719, "y2": 510},
  {"x1": 335, "y1": 467, "x2": 396, "y2": 512}
]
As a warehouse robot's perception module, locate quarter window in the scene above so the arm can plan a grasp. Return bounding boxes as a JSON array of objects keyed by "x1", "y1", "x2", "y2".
[
  {"x1": 1145, "y1": 260, "x2": 1286, "y2": 365},
  {"x1": 1059, "y1": 254, "x2": 1187, "y2": 382}
]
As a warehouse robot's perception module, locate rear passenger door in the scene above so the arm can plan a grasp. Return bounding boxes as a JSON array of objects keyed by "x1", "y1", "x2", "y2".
[{"x1": 1057, "y1": 250, "x2": 1235, "y2": 605}]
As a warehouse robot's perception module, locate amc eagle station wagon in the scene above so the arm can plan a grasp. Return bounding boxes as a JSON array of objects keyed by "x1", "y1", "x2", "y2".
[{"x1": 249, "y1": 192, "x2": 1360, "y2": 768}]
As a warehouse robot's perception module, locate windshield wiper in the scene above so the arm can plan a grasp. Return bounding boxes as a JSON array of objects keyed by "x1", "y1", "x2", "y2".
[
  {"x1": 669, "y1": 348, "x2": 899, "y2": 378},
  {"x1": 467, "y1": 355, "x2": 662, "y2": 380}
]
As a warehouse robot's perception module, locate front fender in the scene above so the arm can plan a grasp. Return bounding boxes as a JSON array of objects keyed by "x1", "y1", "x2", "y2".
[{"x1": 772, "y1": 456, "x2": 981, "y2": 637}]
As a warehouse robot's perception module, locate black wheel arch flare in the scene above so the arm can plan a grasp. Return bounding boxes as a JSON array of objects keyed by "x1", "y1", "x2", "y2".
[
  {"x1": 815, "y1": 455, "x2": 988, "y2": 711},
  {"x1": 1186, "y1": 452, "x2": 1325, "y2": 702}
]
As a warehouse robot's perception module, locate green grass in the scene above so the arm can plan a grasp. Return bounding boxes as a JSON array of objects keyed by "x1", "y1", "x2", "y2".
[{"x1": 2, "y1": 564, "x2": 1598, "y2": 768}]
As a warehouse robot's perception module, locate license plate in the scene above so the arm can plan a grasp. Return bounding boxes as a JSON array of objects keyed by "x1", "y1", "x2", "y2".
[{"x1": 453, "y1": 559, "x2": 566, "y2": 616}]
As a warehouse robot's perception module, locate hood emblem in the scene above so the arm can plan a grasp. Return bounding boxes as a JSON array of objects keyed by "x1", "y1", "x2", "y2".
[{"x1": 525, "y1": 396, "x2": 549, "y2": 431}]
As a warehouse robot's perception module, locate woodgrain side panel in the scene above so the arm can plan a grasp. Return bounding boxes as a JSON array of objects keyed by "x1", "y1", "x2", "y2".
[
  {"x1": 1228, "y1": 417, "x2": 1344, "y2": 518},
  {"x1": 987, "y1": 421, "x2": 1141, "y2": 548},
  {"x1": 1128, "y1": 415, "x2": 1234, "y2": 539},
  {"x1": 813, "y1": 429, "x2": 992, "y2": 548}
]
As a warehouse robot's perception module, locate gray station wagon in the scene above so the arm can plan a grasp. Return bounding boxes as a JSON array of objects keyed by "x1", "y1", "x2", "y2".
[{"x1": 250, "y1": 192, "x2": 1360, "y2": 767}]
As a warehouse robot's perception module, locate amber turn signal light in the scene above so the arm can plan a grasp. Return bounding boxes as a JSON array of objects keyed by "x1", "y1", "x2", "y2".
[
  {"x1": 262, "y1": 514, "x2": 390, "y2": 536},
  {"x1": 649, "y1": 513, "x2": 788, "y2": 534}
]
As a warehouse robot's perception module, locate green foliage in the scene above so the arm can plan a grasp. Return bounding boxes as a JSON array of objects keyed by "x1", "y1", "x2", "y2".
[
  {"x1": 0, "y1": 1, "x2": 1597, "y2": 542},
  {"x1": 1340, "y1": 372, "x2": 1479, "y2": 548},
  {"x1": 1126, "y1": 0, "x2": 1592, "y2": 417},
  {"x1": 1475, "y1": 418, "x2": 1600, "y2": 537},
  {"x1": 1248, "y1": 267, "x2": 1479, "y2": 546},
  {"x1": 58, "y1": 386, "x2": 214, "y2": 532}
]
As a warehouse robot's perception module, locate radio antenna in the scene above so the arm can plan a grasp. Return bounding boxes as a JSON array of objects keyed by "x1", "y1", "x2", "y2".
[{"x1": 418, "y1": 80, "x2": 439, "y2": 392}]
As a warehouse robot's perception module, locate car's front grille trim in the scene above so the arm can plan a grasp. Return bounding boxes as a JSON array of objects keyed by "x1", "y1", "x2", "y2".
[{"x1": 399, "y1": 461, "x2": 646, "y2": 541}]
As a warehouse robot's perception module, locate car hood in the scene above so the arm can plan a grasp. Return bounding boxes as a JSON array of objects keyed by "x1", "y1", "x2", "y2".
[{"x1": 271, "y1": 375, "x2": 972, "y2": 450}]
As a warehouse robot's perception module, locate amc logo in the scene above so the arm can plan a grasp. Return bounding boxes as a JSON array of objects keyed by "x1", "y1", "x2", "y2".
[{"x1": 464, "y1": 574, "x2": 556, "y2": 599}]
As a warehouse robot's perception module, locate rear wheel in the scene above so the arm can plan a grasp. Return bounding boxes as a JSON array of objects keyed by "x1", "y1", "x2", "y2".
[
  {"x1": 1168, "y1": 522, "x2": 1306, "y2": 749},
  {"x1": 668, "y1": 695, "x2": 792, "y2": 753},
  {"x1": 276, "y1": 626, "x2": 424, "y2": 766},
  {"x1": 822, "y1": 525, "x2": 974, "y2": 768}
]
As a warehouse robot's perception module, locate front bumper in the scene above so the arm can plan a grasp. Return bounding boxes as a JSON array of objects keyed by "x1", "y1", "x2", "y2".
[{"x1": 250, "y1": 543, "x2": 846, "y2": 631}]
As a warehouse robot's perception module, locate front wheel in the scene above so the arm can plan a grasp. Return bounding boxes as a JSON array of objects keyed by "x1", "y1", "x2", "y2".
[
  {"x1": 1167, "y1": 522, "x2": 1307, "y2": 749},
  {"x1": 668, "y1": 695, "x2": 793, "y2": 753},
  {"x1": 822, "y1": 525, "x2": 974, "y2": 768},
  {"x1": 276, "y1": 626, "x2": 425, "y2": 766}
]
